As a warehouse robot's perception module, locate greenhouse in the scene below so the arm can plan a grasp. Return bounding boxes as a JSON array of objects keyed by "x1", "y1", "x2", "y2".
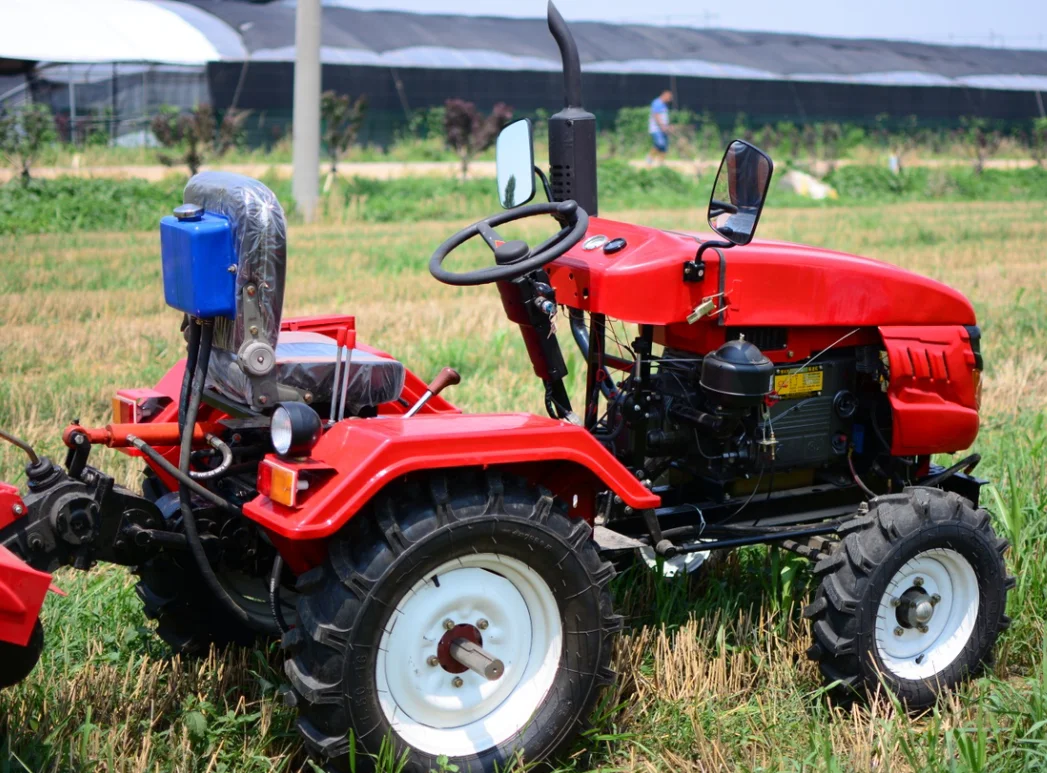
[{"x1": 2, "y1": 0, "x2": 1046, "y2": 145}]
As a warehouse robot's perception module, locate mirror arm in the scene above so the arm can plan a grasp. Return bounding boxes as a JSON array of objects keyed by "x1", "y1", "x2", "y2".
[
  {"x1": 696, "y1": 239, "x2": 735, "y2": 264},
  {"x1": 534, "y1": 166, "x2": 553, "y2": 203}
]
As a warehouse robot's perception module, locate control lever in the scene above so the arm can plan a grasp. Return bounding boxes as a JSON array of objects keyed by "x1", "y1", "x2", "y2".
[{"x1": 404, "y1": 367, "x2": 460, "y2": 417}]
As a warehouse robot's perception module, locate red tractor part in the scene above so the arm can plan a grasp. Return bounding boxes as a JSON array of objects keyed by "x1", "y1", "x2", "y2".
[
  {"x1": 0, "y1": 543, "x2": 51, "y2": 648},
  {"x1": 0, "y1": 482, "x2": 53, "y2": 688},
  {"x1": 879, "y1": 326, "x2": 981, "y2": 456},
  {"x1": 245, "y1": 412, "x2": 659, "y2": 572},
  {"x1": 63, "y1": 421, "x2": 222, "y2": 449}
]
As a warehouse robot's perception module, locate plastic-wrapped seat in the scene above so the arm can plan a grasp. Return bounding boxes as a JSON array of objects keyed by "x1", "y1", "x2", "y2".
[
  {"x1": 179, "y1": 171, "x2": 404, "y2": 412},
  {"x1": 275, "y1": 332, "x2": 405, "y2": 411}
]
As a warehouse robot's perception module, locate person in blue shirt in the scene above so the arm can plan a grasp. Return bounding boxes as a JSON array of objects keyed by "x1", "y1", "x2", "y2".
[{"x1": 647, "y1": 89, "x2": 673, "y2": 164}]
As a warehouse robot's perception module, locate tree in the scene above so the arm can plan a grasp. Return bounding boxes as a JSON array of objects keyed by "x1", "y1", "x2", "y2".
[
  {"x1": 695, "y1": 111, "x2": 724, "y2": 161},
  {"x1": 959, "y1": 116, "x2": 1002, "y2": 175},
  {"x1": 817, "y1": 122, "x2": 843, "y2": 174},
  {"x1": 0, "y1": 103, "x2": 56, "y2": 184},
  {"x1": 151, "y1": 104, "x2": 249, "y2": 176},
  {"x1": 321, "y1": 90, "x2": 367, "y2": 175},
  {"x1": 501, "y1": 174, "x2": 517, "y2": 209},
  {"x1": 443, "y1": 99, "x2": 513, "y2": 179},
  {"x1": 1031, "y1": 117, "x2": 1047, "y2": 168}
]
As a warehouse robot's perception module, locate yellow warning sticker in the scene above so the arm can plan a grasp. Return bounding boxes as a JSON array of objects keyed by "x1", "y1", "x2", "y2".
[{"x1": 774, "y1": 366, "x2": 824, "y2": 397}]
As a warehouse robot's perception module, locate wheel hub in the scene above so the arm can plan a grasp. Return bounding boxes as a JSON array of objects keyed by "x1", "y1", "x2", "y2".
[
  {"x1": 375, "y1": 553, "x2": 562, "y2": 757},
  {"x1": 896, "y1": 588, "x2": 936, "y2": 629},
  {"x1": 874, "y1": 548, "x2": 979, "y2": 681},
  {"x1": 436, "y1": 623, "x2": 483, "y2": 674}
]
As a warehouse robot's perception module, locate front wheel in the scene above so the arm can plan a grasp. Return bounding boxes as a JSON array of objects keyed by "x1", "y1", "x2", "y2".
[
  {"x1": 282, "y1": 470, "x2": 620, "y2": 772},
  {"x1": 805, "y1": 487, "x2": 1013, "y2": 707}
]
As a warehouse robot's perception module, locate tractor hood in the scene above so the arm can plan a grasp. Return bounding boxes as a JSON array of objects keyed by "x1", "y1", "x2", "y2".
[{"x1": 548, "y1": 217, "x2": 976, "y2": 328}]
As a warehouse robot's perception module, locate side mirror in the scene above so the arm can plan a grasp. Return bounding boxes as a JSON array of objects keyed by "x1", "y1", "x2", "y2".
[
  {"x1": 707, "y1": 140, "x2": 774, "y2": 246},
  {"x1": 496, "y1": 118, "x2": 536, "y2": 209}
]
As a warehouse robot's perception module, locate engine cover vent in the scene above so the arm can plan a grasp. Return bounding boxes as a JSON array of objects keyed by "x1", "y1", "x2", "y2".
[{"x1": 727, "y1": 327, "x2": 788, "y2": 351}]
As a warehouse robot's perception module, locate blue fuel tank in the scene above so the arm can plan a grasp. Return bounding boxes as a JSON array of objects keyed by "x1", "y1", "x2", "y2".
[{"x1": 160, "y1": 203, "x2": 237, "y2": 319}]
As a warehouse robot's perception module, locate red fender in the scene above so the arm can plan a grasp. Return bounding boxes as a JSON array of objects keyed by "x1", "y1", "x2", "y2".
[
  {"x1": 242, "y1": 412, "x2": 660, "y2": 570},
  {"x1": 879, "y1": 326, "x2": 980, "y2": 456},
  {"x1": 0, "y1": 484, "x2": 57, "y2": 646}
]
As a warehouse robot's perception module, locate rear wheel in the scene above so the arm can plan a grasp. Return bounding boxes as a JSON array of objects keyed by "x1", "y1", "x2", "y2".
[
  {"x1": 282, "y1": 470, "x2": 620, "y2": 772},
  {"x1": 0, "y1": 621, "x2": 44, "y2": 689},
  {"x1": 134, "y1": 485, "x2": 294, "y2": 656},
  {"x1": 804, "y1": 487, "x2": 1013, "y2": 707},
  {"x1": 135, "y1": 553, "x2": 288, "y2": 655}
]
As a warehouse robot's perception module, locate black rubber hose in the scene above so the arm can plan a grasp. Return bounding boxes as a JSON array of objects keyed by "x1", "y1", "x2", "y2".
[
  {"x1": 921, "y1": 453, "x2": 981, "y2": 488},
  {"x1": 269, "y1": 554, "x2": 290, "y2": 634},
  {"x1": 179, "y1": 320, "x2": 201, "y2": 430},
  {"x1": 178, "y1": 322, "x2": 276, "y2": 634},
  {"x1": 128, "y1": 436, "x2": 241, "y2": 516}
]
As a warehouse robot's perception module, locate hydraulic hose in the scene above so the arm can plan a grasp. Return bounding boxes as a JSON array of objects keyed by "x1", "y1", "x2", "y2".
[
  {"x1": 128, "y1": 435, "x2": 240, "y2": 515},
  {"x1": 178, "y1": 321, "x2": 277, "y2": 634},
  {"x1": 178, "y1": 319, "x2": 201, "y2": 430},
  {"x1": 188, "y1": 435, "x2": 234, "y2": 480},
  {"x1": 269, "y1": 554, "x2": 291, "y2": 634}
]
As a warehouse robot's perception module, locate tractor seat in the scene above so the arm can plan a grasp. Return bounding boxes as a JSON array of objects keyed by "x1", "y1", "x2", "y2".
[
  {"x1": 272, "y1": 331, "x2": 406, "y2": 410},
  {"x1": 207, "y1": 331, "x2": 406, "y2": 413}
]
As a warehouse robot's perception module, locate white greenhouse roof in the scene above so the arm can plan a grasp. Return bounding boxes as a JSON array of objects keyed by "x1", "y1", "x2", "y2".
[
  {"x1": 2, "y1": 0, "x2": 1046, "y2": 92},
  {"x1": 0, "y1": 0, "x2": 244, "y2": 65}
]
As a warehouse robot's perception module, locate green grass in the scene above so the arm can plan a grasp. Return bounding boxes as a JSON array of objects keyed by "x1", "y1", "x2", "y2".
[
  {"x1": 0, "y1": 200, "x2": 1046, "y2": 771},
  {"x1": 4, "y1": 163, "x2": 1047, "y2": 235}
]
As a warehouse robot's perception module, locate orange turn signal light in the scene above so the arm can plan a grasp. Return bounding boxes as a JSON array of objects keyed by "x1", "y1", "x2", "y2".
[{"x1": 258, "y1": 459, "x2": 301, "y2": 508}]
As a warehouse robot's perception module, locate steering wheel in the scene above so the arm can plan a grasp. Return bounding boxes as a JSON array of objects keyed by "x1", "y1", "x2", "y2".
[{"x1": 429, "y1": 200, "x2": 589, "y2": 287}]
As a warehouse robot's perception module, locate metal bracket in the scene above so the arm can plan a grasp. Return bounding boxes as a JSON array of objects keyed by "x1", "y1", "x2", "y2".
[
  {"x1": 683, "y1": 259, "x2": 706, "y2": 283},
  {"x1": 234, "y1": 284, "x2": 279, "y2": 411}
]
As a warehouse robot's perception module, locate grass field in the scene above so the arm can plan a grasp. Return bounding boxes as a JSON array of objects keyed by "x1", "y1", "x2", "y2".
[{"x1": 1, "y1": 200, "x2": 1046, "y2": 772}]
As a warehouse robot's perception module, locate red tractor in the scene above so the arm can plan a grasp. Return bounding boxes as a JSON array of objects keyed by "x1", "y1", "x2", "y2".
[{"x1": 0, "y1": 4, "x2": 1011, "y2": 771}]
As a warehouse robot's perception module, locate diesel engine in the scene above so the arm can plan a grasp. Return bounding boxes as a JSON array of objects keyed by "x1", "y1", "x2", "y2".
[{"x1": 646, "y1": 336, "x2": 888, "y2": 493}]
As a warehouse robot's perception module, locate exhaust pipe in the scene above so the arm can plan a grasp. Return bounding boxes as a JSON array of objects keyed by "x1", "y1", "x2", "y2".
[{"x1": 546, "y1": 2, "x2": 598, "y2": 217}]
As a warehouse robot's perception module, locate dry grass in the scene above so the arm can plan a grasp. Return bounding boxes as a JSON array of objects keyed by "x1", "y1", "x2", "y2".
[{"x1": 1, "y1": 200, "x2": 1046, "y2": 771}]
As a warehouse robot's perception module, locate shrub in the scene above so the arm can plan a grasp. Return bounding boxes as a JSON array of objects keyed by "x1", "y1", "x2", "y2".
[
  {"x1": 443, "y1": 99, "x2": 513, "y2": 179},
  {"x1": 0, "y1": 103, "x2": 57, "y2": 184},
  {"x1": 151, "y1": 105, "x2": 249, "y2": 176},
  {"x1": 321, "y1": 91, "x2": 367, "y2": 175},
  {"x1": 0, "y1": 176, "x2": 183, "y2": 235}
]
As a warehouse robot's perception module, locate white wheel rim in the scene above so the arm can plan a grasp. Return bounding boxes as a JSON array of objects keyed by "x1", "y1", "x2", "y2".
[
  {"x1": 874, "y1": 548, "x2": 979, "y2": 681},
  {"x1": 375, "y1": 553, "x2": 562, "y2": 757}
]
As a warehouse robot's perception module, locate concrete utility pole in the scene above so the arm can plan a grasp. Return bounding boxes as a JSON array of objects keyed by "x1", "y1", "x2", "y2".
[{"x1": 292, "y1": 0, "x2": 321, "y2": 223}]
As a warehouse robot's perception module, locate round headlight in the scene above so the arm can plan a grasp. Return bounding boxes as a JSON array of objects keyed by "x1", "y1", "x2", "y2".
[{"x1": 270, "y1": 402, "x2": 323, "y2": 457}]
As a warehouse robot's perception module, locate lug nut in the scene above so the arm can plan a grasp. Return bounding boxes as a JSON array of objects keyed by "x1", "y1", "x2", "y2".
[
  {"x1": 427, "y1": 655, "x2": 439, "y2": 667},
  {"x1": 443, "y1": 618, "x2": 455, "y2": 631},
  {"x1": 917, "y1": 623, "x2": 929, "y2": 633},
  {"x1": 894, "y1": 626, "x2": 904, "y2": 637},
  {"x1": 476, "y1": 619, "x2": 489, "y2": 630},
  {"x1": 890, "y1": 598, "x2": 901, "y2": 608},
  {"x1": 451, "y1": 677, "x2": 464, "y2": 688},
  {"x1": 930, "y1": 593, "x2": 941, "y2": 605},
  {"x1": 913, "y1": 577, "x2": 924, "y2": 587}
]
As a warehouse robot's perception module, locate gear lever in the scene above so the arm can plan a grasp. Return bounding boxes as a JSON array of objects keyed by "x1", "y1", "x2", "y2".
[{"x1": 404, "y1": 367, "x2": 460, "y2": 417}]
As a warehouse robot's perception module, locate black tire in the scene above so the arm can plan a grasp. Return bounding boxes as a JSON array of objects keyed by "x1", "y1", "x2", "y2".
[
  {"x1": 282, "y1": 470, "x2": 620, "y2": 773},
  {"x1": 804, "y1": 487, "x2": 1013, "y2": 707},
  {"x1": 134, "y1": 479, "x2": 294, "y2": 656},
  {"x1": 134, "y1": 553, "x2": 260, "y2": 656},
  {"x1": 0, "y1": 620, "x2": 44, "y2": 689}
]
